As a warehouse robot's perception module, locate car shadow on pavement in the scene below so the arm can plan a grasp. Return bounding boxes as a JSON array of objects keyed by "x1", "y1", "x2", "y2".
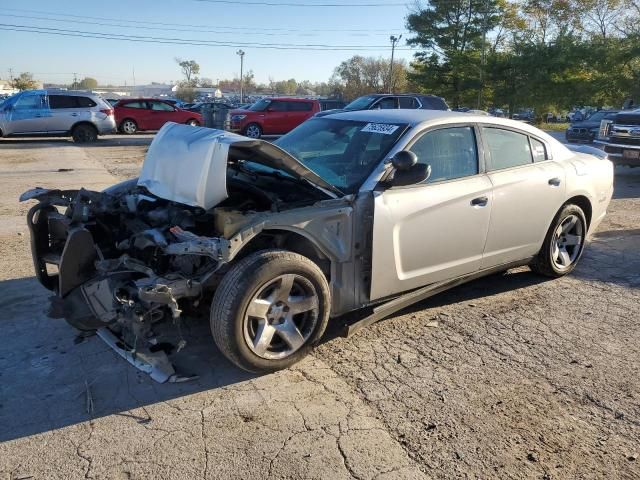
[{"x1": 0, "y1": 276, "x2": 257, "y2": 443}]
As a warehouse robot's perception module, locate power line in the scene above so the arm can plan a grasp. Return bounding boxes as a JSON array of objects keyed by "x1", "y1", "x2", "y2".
[
  {"x1": 1, "y1": 13, "x2": 407, "y2": 38},
  {"x1": 0, "y1": 7, "x2": 406, "y2": 33},
  {"x1": 192, "y1": 0, "x2": 408, "y2": 6},
  {"x1": 0, "y1": 23, "x2": 415, "y2": 51}
]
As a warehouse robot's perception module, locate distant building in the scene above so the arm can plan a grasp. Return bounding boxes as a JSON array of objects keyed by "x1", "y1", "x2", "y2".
[{"x1": 0, "y1": 80, "x2": 19, "y2": 95}]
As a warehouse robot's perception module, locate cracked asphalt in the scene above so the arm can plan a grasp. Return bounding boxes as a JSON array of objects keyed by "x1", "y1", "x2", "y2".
[{"x1": 0, "y1": 135, "x2": 638, "y2": 480}]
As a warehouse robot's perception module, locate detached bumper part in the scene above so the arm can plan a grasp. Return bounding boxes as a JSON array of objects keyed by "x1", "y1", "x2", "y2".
[{"x1": 96, "y1": 328, "x2": 197, "y2": 383}]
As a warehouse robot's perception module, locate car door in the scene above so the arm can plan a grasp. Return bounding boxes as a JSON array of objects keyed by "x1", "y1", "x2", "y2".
[
  {"x1": 370, "y1": 125, "x2": 493, "y2": 301},
  {"x1": 48, "y1": 94, "x2": 95, "y2": 133},
  {"x1": 479, "y1": 126, "x2": 566, "y2": 268},
  {"x1": 5, "y1": 92, "x2": 50, "y2": 134},
  {"x1": 262, "y1": 100, "x2": 289, "y2": 134},
  {"x1": 116, "y1": 100, "x2": 148, "y2": 129},
  {"x1": 286, "y1": 101, "x2": 314, "y2": 131},
  {"x1": 148, "y1": 101, "x2": 177, "y2": 129}
]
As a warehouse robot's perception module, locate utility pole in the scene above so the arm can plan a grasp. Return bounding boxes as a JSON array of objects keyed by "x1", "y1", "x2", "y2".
[
  {"x1": 132, "y1": 67, "x2": 136, "y2": 88},
  {"x1": 236, "y1": 50, "x2": 245, "y2": 103},
  {"x1": 8, "y1": 68, "x2": 13, "y2": 82},
  {"x1": 388, "y1": 35, "x2": 402, "y2": 94},
  {"x1": 72, "y1": 72, "x2": 78, "y2": 89}
]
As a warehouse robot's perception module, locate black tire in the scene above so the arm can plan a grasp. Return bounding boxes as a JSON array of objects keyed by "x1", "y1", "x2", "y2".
[
  {"x1": 186, "y1": 118, "x2": 200, "y2": 126},
  {"x1": 211, "y1": 250, "x2": 330, "y2": 373},
  {"x1": 530, "y1": 204, "x2": 587, "y2": 278},
  {"x1": 72, "y1": 124, "x2": 98, "y2": 143},
  {"x1": 119, "y1": 119, "x2": 138, "y2": 134},
  {"x1": 243, "y1": 123, "x2": 262, "y2": 139}
]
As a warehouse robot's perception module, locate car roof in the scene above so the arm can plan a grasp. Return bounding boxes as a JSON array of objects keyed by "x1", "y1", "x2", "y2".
[
  {"x1": 361, "y1": 93, "x2": 443, "y2": 99},
  {"x1": 321, "y1": 109, "x2": 566, "y2": 145},
  {"x1": 264, "y1": 97, "x2": 316, "y2": 102}
]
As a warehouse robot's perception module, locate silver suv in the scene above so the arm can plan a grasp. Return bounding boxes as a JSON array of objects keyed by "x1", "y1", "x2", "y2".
[{"x1": 0, "y1": 89, "x2": 116, "y2": 142}]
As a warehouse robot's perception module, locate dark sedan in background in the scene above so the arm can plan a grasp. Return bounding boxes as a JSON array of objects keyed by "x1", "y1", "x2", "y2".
[
  {"x1": 315, "y1": 93, "x2": 448, "y2": 117},
  {"x1": 566, "y1": 110, "x2": 618, "y2": 143}
]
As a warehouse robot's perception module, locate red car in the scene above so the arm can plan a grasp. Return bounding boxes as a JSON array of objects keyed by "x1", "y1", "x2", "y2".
[
  {"x1": 114, "y1": 98, "x2": 203, "y2": 134},
  {"x1": 230, "y1": 97, "x2": 320, "y2": 138}
]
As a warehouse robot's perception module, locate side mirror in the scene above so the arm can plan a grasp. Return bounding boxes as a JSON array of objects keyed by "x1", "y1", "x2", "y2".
[
  {"x1": 392, "y1": 163, "x2": 431, "y2": 187},
  {"x1": 391, "y1": 150, "x2": 418, "y2": 170}
]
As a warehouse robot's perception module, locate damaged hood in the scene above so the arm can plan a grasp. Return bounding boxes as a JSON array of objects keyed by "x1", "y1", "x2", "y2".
[{"x1": 138, "y1": 122, "x2": 342, "y2": 210}]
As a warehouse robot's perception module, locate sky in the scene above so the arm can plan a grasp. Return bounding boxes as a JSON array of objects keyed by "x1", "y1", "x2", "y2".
[{"x1": 0, "y1": 0, "x2": 417, "y2": 87}]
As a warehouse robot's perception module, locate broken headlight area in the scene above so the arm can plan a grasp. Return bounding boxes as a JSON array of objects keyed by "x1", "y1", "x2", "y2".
[{"x1": 21, "y1": 185, "x2": 234, "y2": 382}]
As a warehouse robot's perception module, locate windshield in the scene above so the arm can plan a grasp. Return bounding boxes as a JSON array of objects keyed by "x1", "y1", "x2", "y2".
[
  {"x1": 586, "y1": 112, "x2": 605, "y2": 122},
  {"x1": 248, "y1": 98, "x2": 271, "y2": 111},
  {"x1": 0, "y1": 93, "x2": 19, "y2": 108},
  {"x1": 274, "y1": 118, "x2": 407, "y2": 193},
  {"x1": 344, "y1": 95, "x2": 376, "y2": 111}
]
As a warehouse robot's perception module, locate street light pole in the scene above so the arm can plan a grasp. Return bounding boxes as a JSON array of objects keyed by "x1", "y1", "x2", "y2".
[
  {"x1": 236, "y1": 50, "x2": 245, "y2": 103},
  {"x1": 388, "y1": 34, "x2": 402, "y2": 94}
]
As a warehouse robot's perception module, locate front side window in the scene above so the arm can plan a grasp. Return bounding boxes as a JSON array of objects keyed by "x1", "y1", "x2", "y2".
[
  {"x1": 248, "y1": 98, "x2": 271, "y2": 111},
  {"x1": 268, "y1": 101, "x2": 288, "y2": 112},
  {"x1": 374, "y1": 97, "x2": 397, "y2": 110},
  {"x1": 273, "y1": 118, "x2": 407, "y2": 193},
  {"x1": 13, "y1": 94, "x2": 45, "y2": 110},
  {"x1": 409, "y1": 127, "x2": 478, "y2": 183},
  {"x1": 150, "y1": 101, "x2": 174, "y2": 111},
  {"x1": 483, "y1": 127, "x2": 533, "y2": 171}
]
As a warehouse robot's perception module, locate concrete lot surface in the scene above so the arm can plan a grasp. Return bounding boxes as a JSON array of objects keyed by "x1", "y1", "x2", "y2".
[{"x1": 0, "y1": 134, "x2": 639, "y2": 480}]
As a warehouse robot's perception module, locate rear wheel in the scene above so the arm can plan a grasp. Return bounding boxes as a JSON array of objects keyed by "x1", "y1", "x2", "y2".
[
  {"x1": 244, "y1": 123, "x2": 262, "y2": 139},
  {"x1": 531, "y1": 204, "x2": 587, "y2": 277},
  {"x1": 120, "y1": 119, "x2": 138, "y2": 134},
  {"x1": 211, "y1": 250, "x2": 330, "y2": 373},
  {"x1": 72, "y1": 124, "x2": 98, "y2": 143}
]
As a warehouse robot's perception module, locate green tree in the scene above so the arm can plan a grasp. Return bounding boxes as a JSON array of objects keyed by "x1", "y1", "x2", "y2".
[
  {"x1": 11, "y1": 72, "x2": 39, "y2": 91},
  {"x1": 76, "y1": 77, "x2": 98, "y2": 90},
  {"x1": 406, "y1": 0, "x2": 505, "y2": 108},
  {"x1": 175, "y1": 85, "x2": 197, "y2": 102},
  {"x1": 175, "y1": 58, "x2": 200, "y2": 86}
]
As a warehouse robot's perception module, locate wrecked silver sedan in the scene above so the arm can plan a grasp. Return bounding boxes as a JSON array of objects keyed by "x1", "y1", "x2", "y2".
[{"x1": 21, "y1": 111, "x2": 614, "y2": 379}]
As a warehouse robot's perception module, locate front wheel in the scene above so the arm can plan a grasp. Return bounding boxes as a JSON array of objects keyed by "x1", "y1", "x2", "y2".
[
  {"x1": 243, "y1": 123, "x2": 262, "y2": 139},
  {"x1": 211, "y1": 250, "x2": 330, "y2": 373},
  {"x1": 531, "y1": 204, "x2": 587, "y2": 277},
  {"x1": 186, "y1": 118, "x2": 199, "y2": 126}
]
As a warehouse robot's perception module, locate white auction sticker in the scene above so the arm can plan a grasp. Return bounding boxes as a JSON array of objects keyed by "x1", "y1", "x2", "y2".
[{"x1": 361, "y1": 123, "x2": 400, "y2": 135}]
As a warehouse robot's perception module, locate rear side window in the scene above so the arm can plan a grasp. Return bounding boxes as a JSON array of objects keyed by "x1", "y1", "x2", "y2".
[
  {"x1": 483, "y1": 128, "x2": 533, "y2": 171},
  {"x1": 398, "y1": 97, "x2": 418, "y2": 109},
  {"x1": 49, "y1": 95, "x2": 97, "y2": 109},
  {"x1": 150, "y1": 101, "x2": 174, "y2": 111},
  {"x1": 420, "y1": 97, "x2": 448, "y2": 110},
  {"x1": 409, "y1": 126, "x2": 478, "y2": 183},
  {"x1": 530, "y1": 138, "x2": 547, "y2": 162},
  {"x1": 288, "y1": 102, "x2": 313, "y2": 112},
  {"x1": 121, "y1": 101, "x2": 146, "y2": 109}
]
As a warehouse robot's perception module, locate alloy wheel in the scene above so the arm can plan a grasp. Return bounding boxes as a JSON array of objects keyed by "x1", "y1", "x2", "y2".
[
  {"x1": 122, "y1": 120, "x2": 137, "y2": 134},
  {"x1": 245, "y1": 124, "x2": 261, "y2": 138},
  {"x1": 243, "y1": 274, "x2": 319, "y2": 360},
  {"x1": 551, "y1": 214, "x2": 584, "y2": 271}
]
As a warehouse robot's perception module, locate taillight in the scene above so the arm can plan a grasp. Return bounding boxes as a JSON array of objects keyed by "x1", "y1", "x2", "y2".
[{"x1": 100, "y1": 108, "x2": 114, "y2": 116}]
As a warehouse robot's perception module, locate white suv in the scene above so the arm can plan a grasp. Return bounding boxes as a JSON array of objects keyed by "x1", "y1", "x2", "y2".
[{"x1": 0, "y1": 89, "x2": 116, "y2": 142}]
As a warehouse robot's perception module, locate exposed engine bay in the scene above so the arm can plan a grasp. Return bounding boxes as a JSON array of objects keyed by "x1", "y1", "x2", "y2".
[{"x1": 20, "y1": 124, "x2": 338, "y2": 382}]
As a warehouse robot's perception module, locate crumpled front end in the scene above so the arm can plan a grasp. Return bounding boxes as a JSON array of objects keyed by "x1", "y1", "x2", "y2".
[{"x1": 21, "y1": 185, "x2": 231, "y2": 382}]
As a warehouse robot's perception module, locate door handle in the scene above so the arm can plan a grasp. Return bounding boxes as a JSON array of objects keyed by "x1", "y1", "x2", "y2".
[
  {"x1": 70, "y1": 113, "x2": 79, "y2": 117},
  {"x1": 471, "y1": 196, "x2": 488, "y2": 207},
  {"x1": 548, "y1": 177, "x2": 561, "y2": 186}
]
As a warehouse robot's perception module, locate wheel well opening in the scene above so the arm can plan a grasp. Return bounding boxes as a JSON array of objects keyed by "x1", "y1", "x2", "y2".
[
  {"x1": 234, "y1": 230, "x2": 331, "y2": 281},
  {"x1": 566, "y1": 195, "x2": 592, "y2": 227},
  {"x1": 71, "y1": 121, "x2": 97, "y2": 133}
]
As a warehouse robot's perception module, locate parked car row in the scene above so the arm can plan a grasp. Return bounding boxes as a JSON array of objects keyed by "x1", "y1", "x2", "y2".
[{"x1": 230, "y1": 93, "x2": 449, "y2": 138}]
